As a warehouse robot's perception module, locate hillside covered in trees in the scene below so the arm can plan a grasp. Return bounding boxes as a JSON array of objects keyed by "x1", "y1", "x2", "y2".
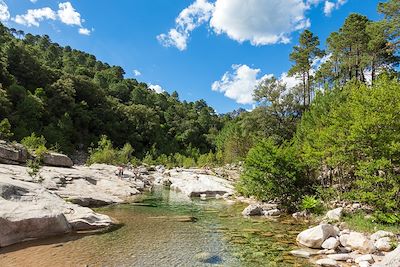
[{"x1": 0, "y1": 22, "x2": 223, "y2": 159}]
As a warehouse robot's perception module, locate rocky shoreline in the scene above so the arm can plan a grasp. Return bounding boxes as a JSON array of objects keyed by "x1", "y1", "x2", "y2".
[{"x1": 0, "y1": 159, "x2": 235, "y2": 249}]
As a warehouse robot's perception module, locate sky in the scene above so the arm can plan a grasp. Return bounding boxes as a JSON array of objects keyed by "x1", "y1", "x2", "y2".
[{"x1": 0, "y1": 0, "x2": 383, "y2": 113}]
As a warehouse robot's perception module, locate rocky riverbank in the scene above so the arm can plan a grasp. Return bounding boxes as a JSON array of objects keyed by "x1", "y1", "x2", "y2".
[{"x1": 0, "y1": 157, "x2": 236, "y2": 249}]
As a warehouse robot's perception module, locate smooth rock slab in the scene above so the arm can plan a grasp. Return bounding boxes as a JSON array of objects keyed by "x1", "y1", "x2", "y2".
[
  {"x1": 0, "y1": 177, "x2": 114, "y2": 247},
  {"x1": 315, "y1": 258, "x2": 339, "y2": 266},
  {"x1": 372, "y1": 245, "x2": 400, "y2": 267},
  {"x1": 327, "y1": 254, "x2": 353, "y2": 261}
]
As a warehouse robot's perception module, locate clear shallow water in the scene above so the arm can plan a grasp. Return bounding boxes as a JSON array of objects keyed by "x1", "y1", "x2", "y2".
[{"x1": 0, "y1": 187, "x2": 311, "y2": 267}]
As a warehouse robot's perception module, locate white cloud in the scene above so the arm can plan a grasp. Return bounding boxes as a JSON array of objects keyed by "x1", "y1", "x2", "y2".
[
  {"x1": 133, "y1": 70, "x2": 142, "y2": 76},
  {"x1": 210, "y1": 0, "x2": 310, "y2": 46},
  {"x1": 149, "y1": 84, "x2": 165, "y2": 94},
  {"x1": 212, "y1": 64, "x2": 272, "y2": 105},
  {"x1": 78, "y1": 27, "x2": 91, "y2": 35},
  {"x1": 13, "y1": 2, "x2": 91, "y2": 36},
  {"x1": 0, "y1": 0, "x2": 10, "y2": 21},
  {"x1": 159, "y1": 0, "x2": 315, "y2": 50},
  {"x1": 14, "y1": 7, "x2": 56, "y2": 27},
  {"x1": 58, "y1": 2, "x2": 82, "y2": 26},
  {"x1": 30, "y1": 0, "x2": 38, "y2": 3},
  {"x1": 324, "y1": 0, "x2": 347, "y2": 16},
  {"x1": 157, "y1": 0, "x2": 214, "y2": 51}
]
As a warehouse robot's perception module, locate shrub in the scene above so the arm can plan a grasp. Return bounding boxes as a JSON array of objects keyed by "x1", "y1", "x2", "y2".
[
  {"x1": 87, "y1": 135, "x2": 117, "y2": 165},
  {"x1": 21, "y1": 132, "x2": 46, "y2": 151},
  {"x1": 237, "y1": 139, "x2": 311, "y2": 211},
  {"x1": 0, "y1": 118, "x2": 13, "y2": 141},
  {"x1": 300, "y1": 195, "x2": 324, "y2": 214}
]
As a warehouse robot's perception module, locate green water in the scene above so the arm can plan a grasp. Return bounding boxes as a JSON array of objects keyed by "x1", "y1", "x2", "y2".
[{"x1": 0, "y1": 186, "x2": 312, "y2": 267}]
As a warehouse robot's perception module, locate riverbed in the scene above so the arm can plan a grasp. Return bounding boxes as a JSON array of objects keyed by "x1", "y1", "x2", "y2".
[{"x1": 0, "y1": 187, "x2": 312, "y2": 266}]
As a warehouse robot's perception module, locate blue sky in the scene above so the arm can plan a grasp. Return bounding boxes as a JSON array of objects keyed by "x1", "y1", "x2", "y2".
[{"x1": 0, "y1": 0, "x2": 382, "y2": 113}]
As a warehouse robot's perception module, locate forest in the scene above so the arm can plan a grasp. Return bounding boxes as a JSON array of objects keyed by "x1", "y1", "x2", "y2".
[{"x1": 0, "y1": 0, "x2": 399, "y2": 222}]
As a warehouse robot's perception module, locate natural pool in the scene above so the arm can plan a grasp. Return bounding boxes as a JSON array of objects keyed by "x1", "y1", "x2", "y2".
[{"x1": 0, "y1": 187, "x2": 312, "y2": 267}]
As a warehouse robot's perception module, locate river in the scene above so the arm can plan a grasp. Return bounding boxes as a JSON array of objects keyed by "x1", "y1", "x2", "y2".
[{"x1": 0, "y1": 186, "x2": 312, "y2": 267}]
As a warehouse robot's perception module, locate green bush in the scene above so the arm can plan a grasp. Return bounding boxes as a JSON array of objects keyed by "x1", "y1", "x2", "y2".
[
  {"x1": 87, "y1": 135, "x2": 134, "y2": 166},
  {"x1": 21, "y1": 132, "x2": 47, "y2": 151},
  {"x1": 0, "y1": 118, "x2": 13, "y2": 141},
  {"x1": 300, "y1": 195, "x2": 324, "y2": 214},
  {"x1": 237, "y1": 139, "x2": 311, "y2": 211}
]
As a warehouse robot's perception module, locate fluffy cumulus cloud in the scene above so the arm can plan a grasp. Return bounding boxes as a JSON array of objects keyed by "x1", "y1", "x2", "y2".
[
  {"x1": 14, "y1": 7, "x2": 56, "y2": 27},
  {"x1": 210, "y1": 0, "x2": 310, "y2": 46},
  {"x1": 159, "y1": 0, "x2": 351, "y2": 50},
  {"x1": 13, "y1": 2, "x2": 90, "y2": 35},
  {"x1": 0, "y1": 0, "x2": 10, "y2": 21},
  {"x1": 149, "y1": 84, "x2": 165, "y2": 94},
  {"x1": 57, "y1": 2, "x2": 81, "y2": 26},
  {"x1": 157, "y1": 0, "x2": 214, "y2": 51},
  {"x1": 212, "y1": 64, "x2": 272, "y2": 105}
]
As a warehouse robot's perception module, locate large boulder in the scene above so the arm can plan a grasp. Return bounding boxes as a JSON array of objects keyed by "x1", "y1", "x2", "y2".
[
  {"x1": 167, "y1": 169, "x2": 234, "y2": 197},
  {"x1": 296, "y1": 224, "x2": 338, "y2": 248},
  {"x1": 373, "y1": 245, "x2": 400, "y2": 267},
  {"x1": 0, "y1": 201, "x2": 71, "y2": 247},
  {"x1": 346, "y1": 232, "x2": 375, "y2": 253},
  {"x1": 375, "y1": 237, "x2": 392, "y2": 252},
  {"x1": 0, "y1": 142, "x2": 28, "y2": 165},
  {"x1": 43, "y1": 152, "x2": 73, "y2": 168},
  {"x1": 0, "y1": 177, "x2": 114, "y2": 247}
]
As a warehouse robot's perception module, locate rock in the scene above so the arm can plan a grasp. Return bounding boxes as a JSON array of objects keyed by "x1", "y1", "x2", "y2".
[
  {"x1": 168, "y1": 169, "x2": 234, "y2": 197},
  {"x1": 374, "y1": 237, "x2": 392, "y2": 252},
  {"x1": 340, "y1": 234, "x2": 350, "y2": 247},
  {"x1": 325, "y1": 208, "x2": 343, "y2": 222},
  {"x1": 296, "y1": 224, "x2": 338, "y2": 249},
  {"x1": 0, "y1": 142, "x2": 28, "y2": 165},
  {"x1": 372, "y1": 245, "x2": 400, "y2": 267},
  {"x1": 371, "y1": 231, "x2": 394, "y2": 242},
  {"x1": 194, "y1": 252, "x2": 221, "y2": 264},
  {"x1": 290, "y1": 250, "x2": 314, "y2": 258},
  {"x1": 327, "y1": 254, "x2": 353, "y2": 261},
  {"x1": 42, "y1": 152, "x2": 73, "y2": 168},
  {"x1": 292, "y1": 211, "x2": 308, "y2": 219},
  {"x1": 0, "y1": 177, "x2": 114, "y2": 247},
  {"x1": 242, "y1": 204, "x2": 263, "y2": 216},
  {"x1": 0, "y1": 205, "x2": 71, "y2": 247},
  {"x1": 315, "y1": 258, "x2": 339, "y2": 266},
  {"x1": 322, "y1": 237, "x2": 340, "y2": 250},
  {"x1": 347, "y1": 232, "x2": 375, "y2": 253},
  {"x1": 1, "y1": 163, "x2": 142, "y2": 207},
  {"x1": 200, "y1": 194, "x2": 207, "y2": 200},
  {"x1": 263, "y1": 209, "x2": 281, "y2": 217},
  {"x1": 359, "y1": 261, "x2": 371, "y2": 267},
  {"x1": 355, "y1": 255, "x2": 374, "y2": 264}
]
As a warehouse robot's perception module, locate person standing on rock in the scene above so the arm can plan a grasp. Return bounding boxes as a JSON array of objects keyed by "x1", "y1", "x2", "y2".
[{"x1": 118, "y1": 165, "x2": 124, "y2": 178}]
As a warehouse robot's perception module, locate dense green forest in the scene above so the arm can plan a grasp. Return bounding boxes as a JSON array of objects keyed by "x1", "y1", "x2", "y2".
[
  {"x1": 0, "y1": 0, "x2": 399, "y2": 221},
  {"x1": 0, "y1": 22, "x2": 224, "y2": 159}
]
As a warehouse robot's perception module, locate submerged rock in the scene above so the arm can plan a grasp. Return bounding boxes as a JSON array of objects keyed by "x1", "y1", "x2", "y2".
[{"x1": 242, "y1": 204, "x2": 263, "y2": 216}]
